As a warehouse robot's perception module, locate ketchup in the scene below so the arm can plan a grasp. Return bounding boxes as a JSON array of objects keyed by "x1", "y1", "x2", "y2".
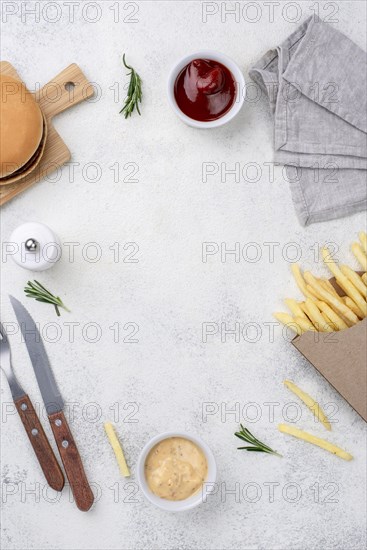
[{"x1": 174, "y1": 59, "x2": 236, "y2": 122}]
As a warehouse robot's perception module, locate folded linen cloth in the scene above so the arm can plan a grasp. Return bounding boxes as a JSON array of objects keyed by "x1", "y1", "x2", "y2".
[{"x1": 250, "y1": 16, "x2": 367, "y2": 225}]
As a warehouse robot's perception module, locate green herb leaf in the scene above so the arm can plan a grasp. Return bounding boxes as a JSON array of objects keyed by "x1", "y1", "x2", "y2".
[
  {"x1": 24, "y1": 280, "x2": 70, "y2": 316},
  {"x1": 120, "y1": 54, "x2": 142, "y2": 119},
  {"x1": 235, "y1": 424, "x2": 282, "y2": 457}
]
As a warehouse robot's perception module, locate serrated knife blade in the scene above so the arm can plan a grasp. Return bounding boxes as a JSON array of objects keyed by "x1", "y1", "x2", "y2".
[{"x1": 9, "y1": 295, "x2": 64, "y2": 415}]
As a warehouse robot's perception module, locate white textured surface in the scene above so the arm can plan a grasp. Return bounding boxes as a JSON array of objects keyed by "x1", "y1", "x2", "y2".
[{"x1": 1, "y1": 2, "x2": 366, "y2": 549}]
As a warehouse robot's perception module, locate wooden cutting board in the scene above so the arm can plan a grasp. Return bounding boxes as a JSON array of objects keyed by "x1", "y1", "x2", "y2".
[{"x1": 0, "y1": 62, "x2": 94, "y2": 205}]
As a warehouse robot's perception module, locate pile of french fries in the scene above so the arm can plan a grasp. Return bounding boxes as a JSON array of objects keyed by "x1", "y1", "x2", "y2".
[{"x1": 274, "y1": 232, "x2": 367, "y2": 334}]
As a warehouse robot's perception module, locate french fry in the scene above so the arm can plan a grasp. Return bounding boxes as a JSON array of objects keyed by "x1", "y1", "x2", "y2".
[
  {"x1": 304, "y1": 299, "x2": 333, "y2": 332},
  {"x1": 278, "y1": 424, "x2": 353, "y2": 461},
  {"x1": 316, "y1": 301, "x2": 348, "y2": 330},
  {"x1": 299, "y1": 301, "x2": 309, "y2": 315},
  {"x1": 278, "y1": 239, "x2": 364, "y2": 339},
  {"x1": 342, "y1": 297, "x2": 364, "y2": 319},
  {"x1": 312, "y1": 293, "x2": 351, "y2": 327},
  {"x1": 284, "y1": 298, "x2": 307, "y2": 320},
  {"x1": 351, "y1": 242, "x2": 367, "y2": 271},
  {"x1": 299, "y1": 303, "x2": 319, "y2": 329},
  {"x1": 321, "y1": 279, "x2": 340, "y2": 298},
  {"x1": 104, "y1": 422, "x2": 130, "y2": 477},
  {"x1": 359, "y1": 231, "x2": 367, "y2": 253},
  {"x1": 299, "y1": 302, "x2": 317, "y2": 324},
  {"x1": 322, "y1": 247, "x2": 367, "y2": 317},
  {"x1": 321, "y1": 311, "x2": 331, "y2": 323},
  {"x1": 321, "y1": 312, "x2": 337, "y2": 331},
  {"x1": 283, "y1": 380, "x2": 331, "y2": 430},
  {"x1": 321, "y1": 247, "x2": 341, "y2": 278},
  {"x1": 337, "y1": 280, "x2": 366, "y2": 318},
  {"x1": 291, "y1": 264, "x2": 315, "y2": 299},
  {"x1": 304, "y1": 271, "x2": 359, "y2": 325},
  {"x1": 337, "y1": 279, "x2": 366, "y2": 317},
  {"x1": 340, "y1": 265, "x2": 367, "y2": 298},
  {"x1": 294, "y1": 316, "x2": 316, "y2": 332},
  {"x1": 273, "y1": 313, "x2": 302, "y2": 335},
  {"x1": 306, "y1": 284, "x2": 323, "y2": 301},
  {"x1": 338, "y1": 301, "x2": 354, "y2": 327},
  {"x1": 335, "y1": 275, "x2": 366, "y2": 318}
]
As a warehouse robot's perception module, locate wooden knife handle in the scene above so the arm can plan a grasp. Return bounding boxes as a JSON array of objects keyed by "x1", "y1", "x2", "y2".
[
  {"x1": 49, "y1": 410, "x2": 94, "y2": 511},
  {"x1": 14, "y1": 395, "x2": 65, "y2": 492}
]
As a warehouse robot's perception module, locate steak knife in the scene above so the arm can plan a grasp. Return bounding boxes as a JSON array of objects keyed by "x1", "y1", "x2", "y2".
[{"x1": 10, "y1": 296, "x2": 94, "y2": 512}]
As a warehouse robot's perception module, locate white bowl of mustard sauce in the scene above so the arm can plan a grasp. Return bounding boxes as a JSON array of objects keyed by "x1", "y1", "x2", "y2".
[{"x1": 137, "y1": 432, "x2": 217, "y2": 511}]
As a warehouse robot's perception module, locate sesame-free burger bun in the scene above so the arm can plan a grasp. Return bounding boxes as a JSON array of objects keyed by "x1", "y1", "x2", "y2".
[{"x1": 0, "y1": 75, "x2": 43, "y2": 178}]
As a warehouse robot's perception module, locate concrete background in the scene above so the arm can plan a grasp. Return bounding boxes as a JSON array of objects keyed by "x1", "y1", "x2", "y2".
[{"x1": 1, "y1": 1, "x2": 366, "y2": 549}]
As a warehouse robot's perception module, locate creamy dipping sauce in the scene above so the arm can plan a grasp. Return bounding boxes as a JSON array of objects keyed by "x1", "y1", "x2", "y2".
[{"x1": 144, "y1": 437, "x2": 208, "y2": 501}]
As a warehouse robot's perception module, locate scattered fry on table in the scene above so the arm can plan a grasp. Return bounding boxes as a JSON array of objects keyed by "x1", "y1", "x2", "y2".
[
  {"x1": 104, "y1": 422, "x2": 130, "y2": 477},
  {"x1": 283, "y1": 380, "x2": 331, "y2": 430},
  {"x1": 278, "y1": 424, "x2": 353, "y2": 461}
]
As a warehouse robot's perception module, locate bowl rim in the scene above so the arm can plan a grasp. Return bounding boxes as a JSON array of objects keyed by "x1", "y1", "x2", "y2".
[
  {"x1": 167, "y1": 50, "x2": 245, "y2": 128},
  {"x1": 136, "y1": 431, "x2": 217, "y2": 511}
]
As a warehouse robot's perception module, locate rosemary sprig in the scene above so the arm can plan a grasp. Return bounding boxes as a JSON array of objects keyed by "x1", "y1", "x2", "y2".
[
  {"x1": 235, "y1": 424, "x2": 282, "y2": 457},
  {"x1": 24, "y1": 280, "x2": 70, "y2": 317},
  {"x1": 120, "y1": 54, "x2": 142, "y2": 118}
]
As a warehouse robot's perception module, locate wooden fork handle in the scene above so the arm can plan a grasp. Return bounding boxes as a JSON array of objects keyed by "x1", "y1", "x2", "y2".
[
  {"x1": 14, "y1": 395, "x2": 65, "y2": 491},
  {"x1": 48, "y1": 410, "x2": 94, "y2": 511}
]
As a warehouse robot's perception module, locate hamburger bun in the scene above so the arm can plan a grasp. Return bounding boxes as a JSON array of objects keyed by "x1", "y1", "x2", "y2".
[{"x1": 0, "y1": 74, "x2": 43, "y2": 178}]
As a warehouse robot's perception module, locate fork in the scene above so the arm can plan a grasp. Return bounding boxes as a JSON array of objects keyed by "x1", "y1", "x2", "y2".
[{"x1": 0, "y1": 321, "x2": 64, "y2": 491}]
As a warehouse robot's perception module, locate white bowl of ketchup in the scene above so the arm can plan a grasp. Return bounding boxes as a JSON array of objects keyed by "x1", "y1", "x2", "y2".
[{"x1": 167, "y1": 50, "x2": 245, "y2": 128}]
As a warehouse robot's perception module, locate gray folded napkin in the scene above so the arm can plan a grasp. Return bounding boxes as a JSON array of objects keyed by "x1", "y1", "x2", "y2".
[{"x1": 250, "y1": 16, "x2": 367, "y2": 225}]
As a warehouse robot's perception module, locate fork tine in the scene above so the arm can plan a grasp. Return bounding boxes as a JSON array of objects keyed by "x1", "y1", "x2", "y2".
[{"x1": 0, "y1": 321, "x2": 9, "y2": 342}]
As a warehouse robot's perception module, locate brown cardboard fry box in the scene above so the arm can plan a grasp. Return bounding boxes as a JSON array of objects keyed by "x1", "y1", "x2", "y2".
[
  {"x1": 292, "y1": 318, "x2": 367, "y2": 421},
  {"x1": 291, "y1": 275, "x2": 367, "y2": 421}
]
